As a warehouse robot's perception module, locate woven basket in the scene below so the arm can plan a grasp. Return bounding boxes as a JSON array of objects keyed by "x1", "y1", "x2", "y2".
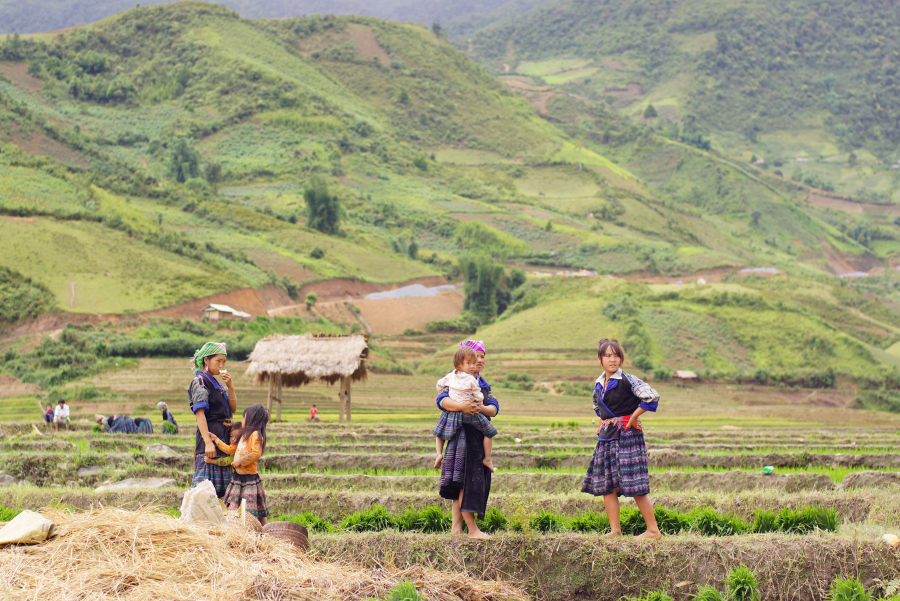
[{"x1": 262, "y1": 521, "x2": 308, "y2": 551}]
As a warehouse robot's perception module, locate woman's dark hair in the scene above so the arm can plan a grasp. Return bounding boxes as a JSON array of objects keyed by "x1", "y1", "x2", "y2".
[
  {"x1": 598, "y1": 338, "x2": 625, "y2": 361},
  {"x1": 454, "y1": 345, "x2": 477, "y2": 370},
  {"x1": 240, "y1": 405, "x2": 268, "y2": 453}
]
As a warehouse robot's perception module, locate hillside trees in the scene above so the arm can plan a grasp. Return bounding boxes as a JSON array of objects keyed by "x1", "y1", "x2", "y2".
[
  {"x1": 459, "y1": 255, "x2": 505, "y2": 320},
  {"x1": 0, "y1": 267, "x2": 55, "y2": 323},
  {"x1": 304, "y1": 176, "x2": 341, "y2": 235},
  {"x1": 168, "y1": 139, "x2": 201, "y2": 183}
]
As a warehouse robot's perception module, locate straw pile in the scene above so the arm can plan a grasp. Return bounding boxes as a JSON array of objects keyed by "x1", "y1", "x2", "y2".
[
  {"x1": 0, "y1": 508, "x2": 527, "y2": 600},
  {"x1": 245, "y1": 334, "x2": 368, "y2": 387}
]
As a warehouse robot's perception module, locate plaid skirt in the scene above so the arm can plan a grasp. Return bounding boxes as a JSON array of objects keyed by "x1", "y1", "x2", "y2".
[
  {"x1": 433, "y1": 410, "x2": 497, "y2": 441},
  {"x1": 191, "y1": 455, "x2": 233, "y2": 498},
  {"x1": 223, "y1": 473, "x2": 269, "y2": 519},
  {"x1": 581, "y1": 431, "x2": 650, "y2": 498}
]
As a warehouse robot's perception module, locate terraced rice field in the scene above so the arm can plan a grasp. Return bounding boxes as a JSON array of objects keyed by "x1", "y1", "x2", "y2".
[{"x1": 1, "y1": 349, "x2": 899, "y2": 599}]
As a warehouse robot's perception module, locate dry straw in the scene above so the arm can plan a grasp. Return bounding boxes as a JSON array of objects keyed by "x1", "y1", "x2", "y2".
[
  {"x1": 245, "y1": 333, "x2": 369, "y2": 387},
  {"x1": 0, "y1": 508, "x2": 527, "y2": 600}
]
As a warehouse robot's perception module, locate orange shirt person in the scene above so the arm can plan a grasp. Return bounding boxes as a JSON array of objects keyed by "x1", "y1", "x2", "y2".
[{"x1": 310, "y1": 404, "x2": 320, "y2": 422}]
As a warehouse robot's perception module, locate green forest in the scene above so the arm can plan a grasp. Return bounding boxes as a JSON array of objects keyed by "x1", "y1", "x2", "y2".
[{"x1": 0, "y1": 2, "x2": 897, "y2": 397}]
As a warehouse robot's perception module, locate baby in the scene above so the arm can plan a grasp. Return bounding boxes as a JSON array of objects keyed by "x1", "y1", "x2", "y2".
[
  {"x1": 205, "y1": 421, "x2": 241, "y2": 467},
  {"x1": 433, "y1": 345, "x2": 497, "y2": 472}
]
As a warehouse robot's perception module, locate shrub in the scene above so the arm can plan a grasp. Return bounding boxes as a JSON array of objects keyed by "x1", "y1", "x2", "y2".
[
  {"x1": 749, "y1": 509, "x2": 778, "y2": 533},
  {"x1": 496, "y1": 372, "x2": 534, "y2": 391},
  {"x1": 426, "y1": 312, "x2": 479, "y2": 334},
  {"x1": 341, "y1": 505, "x2": 395, "y2": 532},
  {"x1": 829, "y1": 578, "x2": 870, "y2": 601},
  {"x1": 690, "y1": 508, "x2": 746, "y2": 536},
  {"x1": 692, "y1": 586, "x2": 725, "y2": 601},
  {"x1": 412, "y1": 156, "x2": 428, "y2": 171},
  {"x1": 725, "y1": 566, "x2": 760, "y2": 601},
  {"x1": 631, "y1": 592, "x2": 674, "y2": 601},
  {"x1": 309, "y1": 246, "x2": 325, "y2": 259},
  {"x1": 477, "y1": 507, "x2": 508, "y2": 533},
  {"x1": 568, "y1": 510, "x2": 610, "y2": 533},
  {"x1": 530, "y1": 509, "x2": 565, "y2": 533},
  {"x1": 305, "y1": 292, "x2": 318, "y2": 310}
]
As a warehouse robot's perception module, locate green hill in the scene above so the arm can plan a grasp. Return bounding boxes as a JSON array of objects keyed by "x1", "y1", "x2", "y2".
[
  {"x1": 459, "y1": 0, "x2": 900, "y2": 203},
  {"x1": 0, "y1": 2, "x2": 899, "y2": 394}
]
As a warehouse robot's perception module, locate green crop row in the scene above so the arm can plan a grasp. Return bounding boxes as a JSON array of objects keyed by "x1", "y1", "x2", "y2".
[
  {"x1": 276, "y1": 504, "x2": 838, "y2": 537},
  {"x1": 634, "y1": 573, "x2": 900, "y2": 601}
]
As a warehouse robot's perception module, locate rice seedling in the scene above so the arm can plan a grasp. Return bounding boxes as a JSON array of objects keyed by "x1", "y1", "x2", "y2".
[
  {"x1": 395, "y1": 506, "x2": 450, "y2": 533},
  {"x1": 382, "y1": 579, "x2": 424, "y2": 601},
  {"x1": 630, "y1": 591, "x2": 674, "y2": 601},
  {"x1": 529, "y1": 509, "x2": 566, "y2": 533},
  {"x1": 342, "y1": 505, "x2": 396, "y2": 532},
  {"x1": 568, "y1": 510, "x2": 610, "y2": 533},
  {"x1": 477, "y1": 507, "x2": 509, "y2": 533},
  {"x1": 775, "y1": 507, "x2": 838, "y2": 534},
  {"x1": 278, "y1": 511, "x2": 335, "y2": 533},
  {"x1": 619, "y1": 507, "x2": 646, "y2": 535},
  {"x1": 653, "y1": 506, "x2": 690, "y2": 535},
  {"x1": 690, "y1": 508, "x2": 747, "y2": 537},
  {"x1": 828, "y1": 577, "x2": 870, "y2": 601},
  {"x1": 749, "y1": 509, "x2": 778, "y2": 533},
  {"x1": 0, "y1": 506, "x2": 21, "y2": 522},
  {"x1": 725, "y1": 565, "x2": 761, "y2": 601},
  {"x1": 692, "y1": 586, "x2": 725, "y2": 601}
]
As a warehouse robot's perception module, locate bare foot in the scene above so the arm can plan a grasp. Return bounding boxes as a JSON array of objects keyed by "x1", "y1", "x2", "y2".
[
  {"x1": 636, "y1": 530, "x2": 662, "y2": 540},
  {"x1": 468, "y1": 530, "x2": 492, "y2": 540},
  {"x1": 603, "y1": 530, "x2": 623, "y2": 537},
  {"x1": 434, "y1": 454, "x2": 443, "y2": 469},
  {"x1": 482, "y1": 457, "x2": 495, "y2": 472},
  {"x1": 451, "y1": 527, "x2": 464, "y2": 535}
]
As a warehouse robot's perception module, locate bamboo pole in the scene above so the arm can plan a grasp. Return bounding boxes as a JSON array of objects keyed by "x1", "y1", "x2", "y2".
[
  {"x1": 338, "y1": 376, "x2": 347, "y2": 424},
  {"x1": 276, "y1": 372, "x2": 283, "y2": 422},
  {"x1": 345, "y1": 378, "x2": 351, "y2": 423},
  {"x1": 266, "y1": 375, "x2": 275, "y2": 421}
]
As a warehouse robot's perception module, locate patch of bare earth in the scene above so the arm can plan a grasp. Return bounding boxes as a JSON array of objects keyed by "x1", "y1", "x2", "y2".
[
  {"x1": 0, "y1": 63, "x2": 43, "y2": 91},
  {"x1": 808, "y1": 193, "x2": 900, "y2": 217},
  {"x1": 245, "y1": 249, "x2": 318, "y2": 284},
  {"x1": 354, "y1": 291, "x2": 464, "y2": 336},
  {"x1": 347, "y1": 24, "x2": 390, "y2": 63},
  {"x1": 0, "y1": 374, "x2": 41, "y2": 397},
  {"x1": 6, "y1": 123, "x2": 89, "y2": 168},
  {"x1": 604, "y1": 82, "x2": 643, "y2": 100}
]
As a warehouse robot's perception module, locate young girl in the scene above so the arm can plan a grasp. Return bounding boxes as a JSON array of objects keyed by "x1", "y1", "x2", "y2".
[
  {"x1": 209, "y1": 405, "x2": 270, "y2": 524},
  {"x1": 582, "y1": 338, "x2": 662, "y2": 540},
  {"x1": 205, "y1": 422, "x2": 241, "y2": 468},
  {"x1": 433, "y1": 345, "x2": 497, "y2": 472}
]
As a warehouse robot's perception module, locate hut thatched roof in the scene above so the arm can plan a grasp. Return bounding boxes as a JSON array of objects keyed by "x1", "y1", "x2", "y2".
[{"x1": 245, "y1": 333, "x2": 368, "y2": 387}]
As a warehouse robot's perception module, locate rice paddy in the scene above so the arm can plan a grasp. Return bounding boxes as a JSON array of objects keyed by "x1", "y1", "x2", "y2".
[{"x1": 1, "y1": 351, "x2": 899, "y2": 600}]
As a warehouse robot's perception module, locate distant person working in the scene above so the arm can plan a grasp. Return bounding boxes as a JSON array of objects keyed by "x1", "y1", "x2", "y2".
[
  {"x1": 309, "y1": 404, "x2": 320, "y2": 422},
  {"x1": 54, "y1": 399, "x2": 71, "y2": 432},
  {"x1": 43, "y1": 403, "x2": 54, "y2": 425}
]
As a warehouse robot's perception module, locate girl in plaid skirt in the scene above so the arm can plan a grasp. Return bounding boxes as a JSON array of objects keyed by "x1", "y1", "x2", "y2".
[
  {"x1": 582, "y1": 338, "x2": 662, "y2": 540},
  {"x1": 210, "y1": 404, "x2": 270, "y2": 524}
]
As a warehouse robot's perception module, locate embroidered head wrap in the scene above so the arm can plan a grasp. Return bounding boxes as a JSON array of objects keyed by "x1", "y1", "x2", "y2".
[
  {"x1": 157, "y1": 402, "x2": 168, "y2": 410},
  {"x1": 460, "y1": 340, "x2": 486, "y2": 353},
  {"x1": 191, "y1": 341, "x2": 227, "y2": 371}
]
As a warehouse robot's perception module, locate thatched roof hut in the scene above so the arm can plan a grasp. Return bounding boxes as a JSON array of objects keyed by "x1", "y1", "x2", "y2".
[
  {"x1": 245, "y1": 333, "x2": 368, "y2": 422},
  {"x1": 246, "y1": 333, "x2": 368, "y2": 387}
]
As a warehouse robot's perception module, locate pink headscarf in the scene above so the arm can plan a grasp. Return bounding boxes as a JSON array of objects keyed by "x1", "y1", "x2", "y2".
[{"x1": 460, "y1": 340, "x2": 486, "y2": 354}]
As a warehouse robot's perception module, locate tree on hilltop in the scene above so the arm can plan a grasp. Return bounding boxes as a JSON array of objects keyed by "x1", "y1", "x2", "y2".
[
  {"x1": 304, "y1": 176, "x2": 341, "y2": 235},
  {"x1": 643, "y1": 104, "x2": 658, "y2": 119}
]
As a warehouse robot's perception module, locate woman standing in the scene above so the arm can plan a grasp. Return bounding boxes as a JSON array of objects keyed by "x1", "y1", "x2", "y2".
[
  {"x1": 188, "y1": 342, "x2": 236, "y2": 498},
  {"x1": 436, "y1": 340, "x2": 498, "y2": 539}
]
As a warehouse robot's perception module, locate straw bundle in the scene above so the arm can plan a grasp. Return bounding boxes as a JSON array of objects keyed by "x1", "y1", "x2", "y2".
[
  {"x1": 245, "y1": 334, "x2": 369, "y2": 387},
  {"x1": 0, "y1": 508, "x2": 526, "y2": 601}
]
